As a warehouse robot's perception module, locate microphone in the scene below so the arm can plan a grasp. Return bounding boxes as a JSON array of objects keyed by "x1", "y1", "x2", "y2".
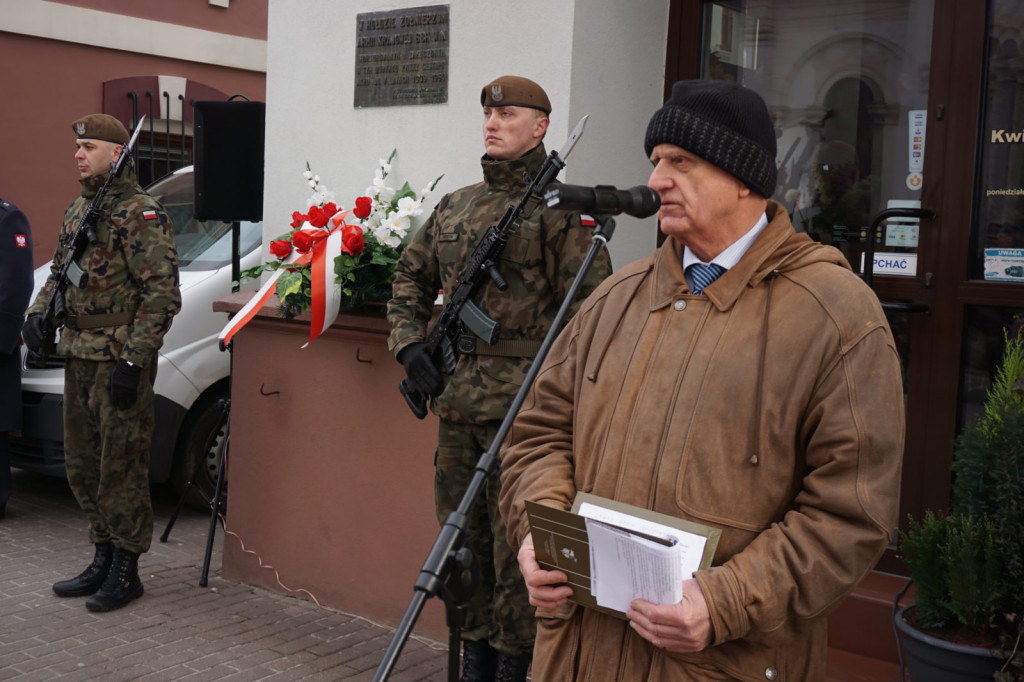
[{"x1": 544, "y1": 184, "x2": 660, "y2": 218}]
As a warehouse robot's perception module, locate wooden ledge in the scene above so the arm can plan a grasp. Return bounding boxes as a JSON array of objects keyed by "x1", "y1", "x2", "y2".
[{"x1": 213, "y1": 290, "x2": 393, "y2": 335}]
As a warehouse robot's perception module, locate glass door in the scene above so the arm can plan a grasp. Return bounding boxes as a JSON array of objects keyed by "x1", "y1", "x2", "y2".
[
  {"x1": 954, "y1": 0, "x2": 1024, "y2": 446},
  {"x1": 666, "y1": 0, "x2": 1024, "y2": 571}
]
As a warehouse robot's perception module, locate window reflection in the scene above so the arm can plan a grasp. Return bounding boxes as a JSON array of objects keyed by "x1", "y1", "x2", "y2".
[
  {"x1": 700, "y1": 1, "x2": 934, "y2": 276},
  {"x1": 972, "y1": 0, "x2": 1024, "y2": 281},
  {"x1": 960, "y1": 307, "x2": 1024, "y2": 428}
]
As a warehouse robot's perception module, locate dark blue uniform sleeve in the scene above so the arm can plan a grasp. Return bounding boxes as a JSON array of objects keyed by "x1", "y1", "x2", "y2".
[{"x1": 0, "y1": 198, "x2": 35, "y2": 354}]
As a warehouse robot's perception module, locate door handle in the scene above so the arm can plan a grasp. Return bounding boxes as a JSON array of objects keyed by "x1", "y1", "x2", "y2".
[
  {"x1": 880, "y1": 300, "x2": 929, "y2": 314},
  {"x1": 862, "y1": 207, "x2": 936, "y2": 288}
]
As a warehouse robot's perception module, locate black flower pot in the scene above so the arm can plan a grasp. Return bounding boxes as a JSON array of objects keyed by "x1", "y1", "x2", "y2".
[{"x1": 894, "y1": 605, "x2": 1010, "y2": 681}]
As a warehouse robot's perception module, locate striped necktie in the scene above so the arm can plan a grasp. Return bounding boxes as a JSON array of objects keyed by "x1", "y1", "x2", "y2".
[{"x1": 687, "y1": 262, "x2": 727, "y2": 295}]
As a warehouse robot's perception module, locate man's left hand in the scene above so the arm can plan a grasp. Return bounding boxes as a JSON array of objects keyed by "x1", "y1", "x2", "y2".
[
  {"x1": 109, "y1": 358, "x2": 143, "y2": 410},
  {"x1": 626, "y1": 578, "x2": 713, "y2": 653}
]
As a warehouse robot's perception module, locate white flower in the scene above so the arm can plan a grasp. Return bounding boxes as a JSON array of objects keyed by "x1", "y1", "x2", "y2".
[
  {"x1": 386, "y1": 213, "x2": 411, "y2": 235},
  {"x1": 368, "y1": 178, "x2": 395, "y2": 202},
  {"x1": 303, "y1": 170, "x2": 313, "y2": 180},
  {"x1": 395, "y1": 196, "x2": 421, "y2": 217},
  {"x1": 373, "y1": 225, "x2": 402, "y2": 248},
  {"x1": 378, "y1": 159, "x2": 392, "y2": 175},
  {"x1": 308, "y1": 185, "x2": 335, "y2": 207}
]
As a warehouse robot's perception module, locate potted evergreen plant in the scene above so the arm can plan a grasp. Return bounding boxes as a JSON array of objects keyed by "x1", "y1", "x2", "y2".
[{"x1": 896, "y1": 329, "x2": 1024, "y2": 681}]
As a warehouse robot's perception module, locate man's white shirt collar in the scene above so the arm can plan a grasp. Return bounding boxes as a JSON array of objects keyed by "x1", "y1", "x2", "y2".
[{"x1": 682, "y1": 212, "x2": 769, "y2": 272}]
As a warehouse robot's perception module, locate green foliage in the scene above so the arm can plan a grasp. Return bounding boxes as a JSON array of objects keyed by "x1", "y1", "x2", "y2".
[
  {"x1": 945, "y1": 514, "x2": 1003, "y2": 630},
  {"x1": 276, "y1": 267, "x2": 312, "y2": 319},
  {"x1": 902, "y1": 510, "x2": 955, "y2": 628},
  {"x1": 333, "y1": 244, "x2": 401, "y2": 307},
  {"x1": 900, "y1": 329, "x2": 1024, "y2": 666}
]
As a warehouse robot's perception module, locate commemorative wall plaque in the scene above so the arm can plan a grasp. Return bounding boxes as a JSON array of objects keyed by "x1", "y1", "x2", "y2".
[{"x1": 354, "y1": 5, "x2": 450, "y2": 108}]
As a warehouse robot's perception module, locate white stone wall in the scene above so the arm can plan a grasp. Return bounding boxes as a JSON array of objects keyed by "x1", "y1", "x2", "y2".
[{"x1": 264, "y1": 0, "x2": 669, "y2": 270}]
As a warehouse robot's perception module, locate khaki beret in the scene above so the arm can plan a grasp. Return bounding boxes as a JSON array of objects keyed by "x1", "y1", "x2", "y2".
[
  {"x1": 71, "y1": 114, "x2": 129, "y2": 145},
  {"x1": 480, "y1": 75, "x2": 551, "y2": 115}
]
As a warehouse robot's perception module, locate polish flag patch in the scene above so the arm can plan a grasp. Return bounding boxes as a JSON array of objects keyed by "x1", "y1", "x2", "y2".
[
  {"x1": 142, "y1": 209, "x2": 158, "y2": 220},
  {"x1": 580, "y1": 214, "x2": 596, "y2": 227},
  {"x1": 15, "y1": 234, "x2": 27, "y2": 248}
]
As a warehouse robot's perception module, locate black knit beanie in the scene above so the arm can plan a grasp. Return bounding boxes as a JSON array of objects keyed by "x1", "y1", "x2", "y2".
[{"x1": 644, "y1": 80, "x2": 777, "y2": 198}]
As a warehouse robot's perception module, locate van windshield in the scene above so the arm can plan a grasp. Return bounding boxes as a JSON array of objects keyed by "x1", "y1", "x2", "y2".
[{"x1": 146, "y1": 168, "x2": 262, "y2": 271}]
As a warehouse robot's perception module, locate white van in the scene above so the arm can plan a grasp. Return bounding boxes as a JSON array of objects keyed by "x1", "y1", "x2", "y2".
[{"x1": 12, "y1": 166, "x2": 262, "y2": 508}]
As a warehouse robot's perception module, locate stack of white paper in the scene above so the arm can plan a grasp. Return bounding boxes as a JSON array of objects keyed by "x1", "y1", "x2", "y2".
[{"x1": 580, "y1": 502, "x2": 708, "y2": 613}]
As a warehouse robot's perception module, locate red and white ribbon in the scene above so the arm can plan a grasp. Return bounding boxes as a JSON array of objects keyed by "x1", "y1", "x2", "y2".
[{"x1": 218, "y1": 210, "x2": 351, "y2": 349}]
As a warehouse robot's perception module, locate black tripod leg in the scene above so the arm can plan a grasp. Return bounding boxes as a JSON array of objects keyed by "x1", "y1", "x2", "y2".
[
  {"x1": 160, "y1": 398, "x2": 229, "y2": 543},
  {"x1": 160, "y1": 441, "x2": 207, "y2": 543},
  {"x1": 159, "y1": 489, "x2": 188, "y2": 543},
  {"x1": 199, "y1": 412, "x2": 229, "y2": 587},
  {"x1": 446, "y1": 601, "x2": 464, "y2": 682}
]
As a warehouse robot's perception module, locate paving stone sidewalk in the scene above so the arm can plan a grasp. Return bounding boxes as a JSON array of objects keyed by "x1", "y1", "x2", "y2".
[{"x1": 0, "y1": 470, "x2": 449, "y2": 681}]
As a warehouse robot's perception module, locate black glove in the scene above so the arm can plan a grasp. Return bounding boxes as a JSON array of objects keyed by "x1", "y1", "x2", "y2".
[
  {"x1": 21, "y1": 314, "x2": 47, "y2": 354},
  {"x1": 397, "y1": 342, "x2": 444, "y2": 397},
  {"x1": 109, "y1": 358, "x2": 143, "y2": 410}
]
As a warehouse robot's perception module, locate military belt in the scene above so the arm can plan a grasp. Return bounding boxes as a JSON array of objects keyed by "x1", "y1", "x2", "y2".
[
  {"x1": 64, "y1": 312, "x2": 134, "y2": 329},
  {"x1": 457, "y1": 334, "x2": 543, "y2": 358}
]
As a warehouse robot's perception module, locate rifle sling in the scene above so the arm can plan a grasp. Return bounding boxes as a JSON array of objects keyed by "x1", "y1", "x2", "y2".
[
  {"x1": 64, "y1": 312, "x2": 134, "y2": 330},
  {"x1": 458, "y1": 334, "x2": 542, "y2": 358}
]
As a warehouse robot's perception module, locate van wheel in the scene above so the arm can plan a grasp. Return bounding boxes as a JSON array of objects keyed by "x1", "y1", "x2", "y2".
[{"x1": 170, "y1": 391, "x2": 229, "y2": 513}]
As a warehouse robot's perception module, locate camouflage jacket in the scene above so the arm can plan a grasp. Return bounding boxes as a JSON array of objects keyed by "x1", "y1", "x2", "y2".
[
  {"x1": 28, "y1": 164, "x2": 181, "y2": 365},
  {"x1": 387, "y1": 143, "x2": 613, "y2": 424}
]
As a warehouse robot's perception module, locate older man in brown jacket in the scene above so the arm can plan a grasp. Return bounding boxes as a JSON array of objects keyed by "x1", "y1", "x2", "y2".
[{"x1": 498, "y1": 80, "x2": 905, "y2": 681}]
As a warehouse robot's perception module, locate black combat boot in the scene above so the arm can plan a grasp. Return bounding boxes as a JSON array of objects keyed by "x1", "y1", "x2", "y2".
[
  {"x1": 460, "y1": 639, "x2": 498, "y2": 682},
  {"x1": 53, "y1": 542, "x2": 113, "y2": 597},
  {"x1": 494, "y1": 652, "x2": 532, "y2": 682},
  {"x1": 84, "y1": 546, "x2": 144, "y2": 612}
]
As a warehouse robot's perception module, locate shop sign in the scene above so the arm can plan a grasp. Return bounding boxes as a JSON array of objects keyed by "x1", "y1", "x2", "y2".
[{"x1": 863, "y1": 252, "x2": 918, "y2": 277}]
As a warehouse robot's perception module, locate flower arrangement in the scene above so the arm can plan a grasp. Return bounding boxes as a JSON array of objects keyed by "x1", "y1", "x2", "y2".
[
  {"x1": 335, "y1": 151, "x2": 442, "y2": 309},
  {"x1": 239, "y1": 151, "x2": 442, "y2": 320}
]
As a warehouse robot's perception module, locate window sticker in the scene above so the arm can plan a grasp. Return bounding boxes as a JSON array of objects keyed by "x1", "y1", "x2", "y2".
[{"x1": 984, "y1": 248, "x2": 1024, "y2": 282}]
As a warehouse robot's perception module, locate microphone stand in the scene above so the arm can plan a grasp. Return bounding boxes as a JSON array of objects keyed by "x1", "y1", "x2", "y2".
[{"x1": 373, "y1": 214, "x2": 617, "y2": 682}]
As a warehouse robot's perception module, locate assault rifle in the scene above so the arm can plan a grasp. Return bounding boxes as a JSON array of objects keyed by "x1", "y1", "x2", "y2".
[
  {"x1": 399, "y1": 114, "x2": 589, "y2": 419},
  {"x1": 28, "y1": 117, "x2": 145, "y2": 368}
]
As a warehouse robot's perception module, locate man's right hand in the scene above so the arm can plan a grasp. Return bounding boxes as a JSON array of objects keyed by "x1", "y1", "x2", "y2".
[
  {"x1": 518, "y1": 533, "x2": 574, "y2": 610},
  {"x1": 397, "y1": 342, "x2": 444, "y2": 397},
  {"x1": 21, "y1": 314, "x2": 47, "y2": 354}
]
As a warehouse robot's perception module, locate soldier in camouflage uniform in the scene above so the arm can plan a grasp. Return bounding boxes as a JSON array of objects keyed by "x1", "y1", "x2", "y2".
[
  {"x1": 387, "y1": 76, "x2": 612, "y2": 682},
  {"x1": 22, "y1": 114, "x2": 181, "y2": 612}
]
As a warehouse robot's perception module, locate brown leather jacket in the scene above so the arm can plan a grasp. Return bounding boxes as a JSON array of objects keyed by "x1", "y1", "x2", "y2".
[{"x1": 499, "y1": 202, "x2": 905, "y2": 681}]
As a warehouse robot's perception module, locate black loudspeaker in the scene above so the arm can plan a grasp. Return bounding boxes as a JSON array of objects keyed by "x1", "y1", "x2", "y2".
[{"x1": 193, "y1": 100, "x2": 265, "y2": 221}]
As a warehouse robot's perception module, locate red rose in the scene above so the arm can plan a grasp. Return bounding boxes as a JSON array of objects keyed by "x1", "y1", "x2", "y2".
[
  {"x1": 307, "y1": 205, "x2": 329, "y2": 228},
  {"x1": 290, "y1": 211, "x2": 306, "y2": 228},
  {"x1": 353, "y1": 196, "x2": 373, "y2": 220},
  {"x1": 292, "y1": 229, "x2": 314, "y2": 252},
  {"x1": 269, "y1": 239, "x2": 292, "y2": 259},
  {"x1": 341, "y1": 224, "x2": 365, "y2": 255},
  {"x1": 323, "y1": 202, "x2": 338, "y2": 216}
]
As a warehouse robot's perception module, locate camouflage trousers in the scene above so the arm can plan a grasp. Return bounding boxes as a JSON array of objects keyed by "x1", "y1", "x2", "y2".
[
  {"x1": 435, "y1": 419, "x2": 536, "y2": 657},
  {"x1": 64, "y1": 357, "x2": 156, "y2": 554}
]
